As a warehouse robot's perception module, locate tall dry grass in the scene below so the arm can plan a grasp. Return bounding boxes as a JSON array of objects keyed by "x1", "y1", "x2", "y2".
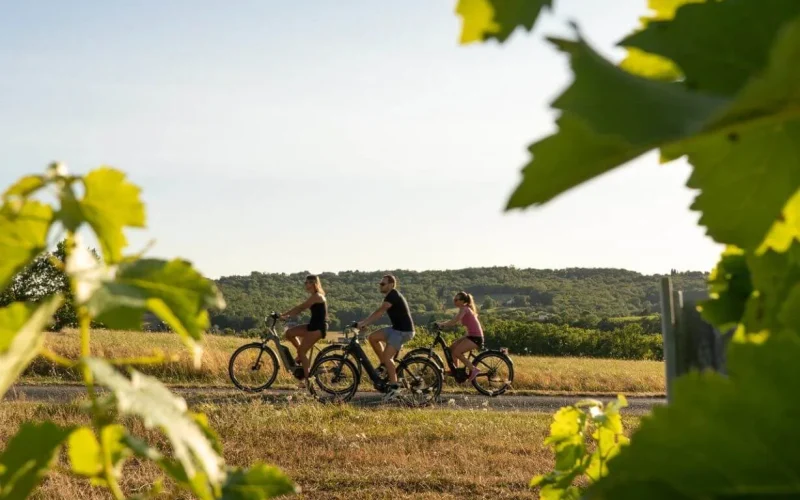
[
  {"x1": 24, "y1": 329, "x2": 665, "y2": 394},
  {"x1": 2, "y1": 401, "x2": 642, "y2": 499}
]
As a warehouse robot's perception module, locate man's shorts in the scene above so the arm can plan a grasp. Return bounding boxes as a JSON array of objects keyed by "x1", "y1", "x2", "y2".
[{"x1": 385, "y1": 328, "x2": 415, "y2": 351}]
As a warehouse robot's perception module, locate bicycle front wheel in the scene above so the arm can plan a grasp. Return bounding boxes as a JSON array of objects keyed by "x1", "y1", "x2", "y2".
[
  {"x1": 308, "y1": 355, "x2": 360, "y2": 403},
  {"x1": 228, "y1": 343, "x2": 279, "y2": 392},
  {"x1": 471, "y1": 351, "x2": 514, "y2": 397},
  {"x1": 397, "y1": 356, "x2": 443, "y2": 407}
]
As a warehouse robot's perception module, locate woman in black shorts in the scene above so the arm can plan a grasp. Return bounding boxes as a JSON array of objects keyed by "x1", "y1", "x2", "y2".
[
  {"x1": 436, "y1": 291, "x2": 484, "y2": 382},
  {"x1": 281, "y1": 275, "x2": 328, "y2": 379}
]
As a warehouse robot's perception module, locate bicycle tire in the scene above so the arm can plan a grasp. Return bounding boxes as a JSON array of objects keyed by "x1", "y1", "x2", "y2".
[
  {"x1": 228, "y1": 343, "x2": 279, "y2": 392},
  {"x1": 397, "y1": 356, "x2": 443, "y2": 406},
  {"x1": 470, "y1": 350, "x2": 514, "y2": 397},
  {"x1": 308, "y1": 354, "x2": 360, "y2": 403}
]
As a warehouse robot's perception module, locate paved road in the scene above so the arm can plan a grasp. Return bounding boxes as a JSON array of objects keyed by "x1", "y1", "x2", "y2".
[{"x1": 5, "y1": 384, "x2": 664, "y2": 414}]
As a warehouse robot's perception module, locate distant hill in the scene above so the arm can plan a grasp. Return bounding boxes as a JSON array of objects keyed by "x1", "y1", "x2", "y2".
[{"x1": 210, "y1": 267, "x2": 708, "y2": 332}]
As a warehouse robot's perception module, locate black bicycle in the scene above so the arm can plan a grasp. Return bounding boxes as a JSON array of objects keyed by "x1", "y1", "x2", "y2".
[
  {"x1": 401, "y1": 322, "x2": 514, "y2": 397},
  {"x1": 228, "y1": 312, "x2": 329, "y2": 392},
  {"x1": 308, "y1": 323, "x2": 443, "y2": 406}
]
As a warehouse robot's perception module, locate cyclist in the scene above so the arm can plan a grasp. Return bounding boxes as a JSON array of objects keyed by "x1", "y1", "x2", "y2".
[
  {"x1": 280, "y1": 275, "x2": 328, "y2": 380},
  {"x1": 437, "y1": 291, "x2": 483, "y2": 382},
  {"x1": 356, "y1": 274, "x2": 415, "y2": 400}
]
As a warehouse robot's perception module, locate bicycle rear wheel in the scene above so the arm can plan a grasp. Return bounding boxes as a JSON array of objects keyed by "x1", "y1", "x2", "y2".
[{"x1": 228, "y1": 343, "x2": 279, "y2": 392}]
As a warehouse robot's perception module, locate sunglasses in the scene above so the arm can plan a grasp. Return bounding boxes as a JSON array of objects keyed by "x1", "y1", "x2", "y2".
[{"x1": 378, "y1": 282, "x2": 388, "y2": 286}]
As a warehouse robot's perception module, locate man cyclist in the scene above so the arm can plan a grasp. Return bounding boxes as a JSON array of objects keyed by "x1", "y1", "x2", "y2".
[{"x1": 356, "y1": 274, "x2": 415, "y2": 400}]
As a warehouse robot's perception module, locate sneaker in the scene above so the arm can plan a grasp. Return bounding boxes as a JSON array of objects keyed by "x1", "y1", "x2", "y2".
[
  {"x1": 383, "y1": 384, "x2": 403, "y2": 402},
  {"x1": 468, "y1": 367, "x2": 480, "y2": 382}
]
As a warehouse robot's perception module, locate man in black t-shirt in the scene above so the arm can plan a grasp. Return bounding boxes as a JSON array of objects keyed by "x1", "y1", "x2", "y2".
[{"x1": 356, "y1": 274, "x2": 415, "y2": 399}]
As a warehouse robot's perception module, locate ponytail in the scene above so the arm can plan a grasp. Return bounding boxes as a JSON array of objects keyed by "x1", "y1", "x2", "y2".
[{"x1": 456, "y1": 291, "x2": 478, "y2": 316}]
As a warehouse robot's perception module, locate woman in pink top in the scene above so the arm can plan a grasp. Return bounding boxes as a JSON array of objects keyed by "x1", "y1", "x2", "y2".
[{"x1": 436, "y1": 291, "x2": 484, "y2": 382}]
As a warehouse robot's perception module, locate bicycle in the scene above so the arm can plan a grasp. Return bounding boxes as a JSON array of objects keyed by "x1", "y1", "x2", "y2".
[
  {"x1": 307, "y1": 322, "x2": 443, "y2": 406},
  {"x1": 228, "y1": 312, "x2": 327, "y2": 392},
  {"x1": 401, "y1": 322, "x2": 514, "y2": 396}
]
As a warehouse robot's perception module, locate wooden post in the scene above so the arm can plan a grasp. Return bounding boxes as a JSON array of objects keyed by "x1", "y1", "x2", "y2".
[
  {"x1": 660, "y1": 281, "x2": 731, "y2": 404},
  {"x1": 659, "y1": 277, "x2": 677, "y2": 402}
]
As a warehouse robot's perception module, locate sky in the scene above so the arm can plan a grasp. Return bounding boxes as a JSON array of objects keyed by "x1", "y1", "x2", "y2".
[{"x1": 0, "y1": 1, "x2": 723, "y2": 279}]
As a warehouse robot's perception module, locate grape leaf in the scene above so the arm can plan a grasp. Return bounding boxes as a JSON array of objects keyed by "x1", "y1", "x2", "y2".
[
  {"x1": 698, "y1": 247, "x2": 752, "y2": 330},
  {"x1": 508, "y1": 19, "x2": 800, "y2": 251},
  {"x1": 68, "y1": 425, "x2": 130, "y2": 486},
  {"x1": 674, "y1": 120, "x2": 800, "y2": 250},
  {"x1": 2, "y1": 176, "x2": 46, "y2": 202},
  {"x1": 87, "y1": 358, "x2": 226, "y2": 488},
  {"x1": 506, "y1": 35, "x2": 725, "y2": 209},
  {"x1": 221, "y1": 463, "x2": 298, "y2": 499},
  {"x1": 0, "y1": 201, "x2": 53, "y2": 291},
  {"x1": 0, "y1": 296, "x2": 64, "y2": 399},
  {"x1": 67, "y1": 427, "x2": 102, "y2": 478},
  {"x1": 82, "y1": 258, "x2": 225, "y2": 359},
  {"x1": 58, "y1": 167, "x2": 146, "y2": 264},
  {"x1": 621, "y1": 0, "x2": 800, "y2": 95},
  {"x1": 758, "y1": 189, "x2": 800, "y2": 254},
  {"x1": 455, "y1": 0, "x2": 551, "y2": 44},
  {"x1": 0, "y1": 422, "x2": 73, "y2": 500},
  {"x1": 741, "y1": 243, "x2": 800, "y2": 335},
  {"x1": 618, "y1": 0, "x2": 703, "y2": 80},
  {"x1": 586, "y1": 334, "x2": 800, "y2": 498}
]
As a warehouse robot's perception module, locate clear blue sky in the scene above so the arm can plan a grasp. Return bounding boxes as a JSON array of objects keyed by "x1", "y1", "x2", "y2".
[{"x1": 0, "y1": 1, "x2": 722, "y2": 279}]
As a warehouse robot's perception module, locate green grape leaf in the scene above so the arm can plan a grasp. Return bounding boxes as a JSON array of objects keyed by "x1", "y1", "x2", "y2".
[
  {"x1": 621, "y1": 0, "x2": 800, "y2": 96},
  {"x1": 0, "y1": 201, "x2": 53, "y2": 291},
  {"x1": 87, "y1": 358, "x2": 226, "y2": 490},
  {"x1": 740, "y1": 242, "x2": 800, "y2": 335},
  {"x1": 455, "y1": 0, "x2": 551, "y2": 44},
  {"x1": 0, "y1": 296, "x2": 64, "y2": 399},
  {"x1": 586, "y1": 334, "x2": 800, "y2": 498},
  {"x1": 81, "y1": 258, "x2": 225, "y2": 360},
  {"x1": 2, "y1": 176, "x2": 46, "y2": 202},
  {"x1": 221, "y1": 463, "x2": 298, "y2": 500},
  {"x1": 57, "y1": 167, "x2": 146, "y2": 264},
  {"x1": 506, "y1": 35, "x2": 725, "y2": 209},
  {"x1": 0, "y1": 422, "x2": 73, "y2": 499},
  {"x1": 508, "y1": 18, "x2": 800, "y2": 251},
  {"x1": 67, "y1": 427, "x2": 102, "y2": 478},
  {"x1": 67, "y1": 425, "x2": 130, "y2": 485},
  {"x1": 758, "y1": 189, "x2": 800, "y2": 254},
  {"x1": 618, "y1": 0, "x2": 703, "y2": 80},
  {"x1": 675, "y1": 120, "x2": 800, "y2": 250},
  {"x1": 698, "y1": 247, "x2": 753, "y2": 330}
]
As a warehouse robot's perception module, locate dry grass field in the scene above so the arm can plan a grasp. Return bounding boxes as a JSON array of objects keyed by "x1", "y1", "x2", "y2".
[
  {"x1": 23, "y1": 329, "x2": 665, "y2": 395},
  {"x1": 3, "y1": 400, "x2": 642, "y2": 499}
]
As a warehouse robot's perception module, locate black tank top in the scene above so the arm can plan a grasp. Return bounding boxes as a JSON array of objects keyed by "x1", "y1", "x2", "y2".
[{"x1": 309, "y1": 299, "x2": 327, "y2": 325}]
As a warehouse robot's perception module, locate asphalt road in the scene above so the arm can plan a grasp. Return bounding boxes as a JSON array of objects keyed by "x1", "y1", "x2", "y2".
[{"x1": 5, "y1": 384, "x2": 664, "y2": 414}]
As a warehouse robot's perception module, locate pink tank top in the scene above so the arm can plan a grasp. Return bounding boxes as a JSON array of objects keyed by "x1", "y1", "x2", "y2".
[{"x1": 460, "y1": 307, "x2": 483, "y2": 337}]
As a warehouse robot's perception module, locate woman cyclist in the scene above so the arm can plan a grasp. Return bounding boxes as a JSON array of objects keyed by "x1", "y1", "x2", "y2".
[
  {"x1": 437, "y1": 291, "x2": 483, "y2": 382},
  {"x1": 280, "y1": 275, "x2": 328, "y2": 380}
]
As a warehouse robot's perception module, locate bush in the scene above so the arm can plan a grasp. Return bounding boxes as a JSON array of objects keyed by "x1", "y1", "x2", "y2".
[{"x1": 482, "y1": 319, "x2": 663, "y2": 360}]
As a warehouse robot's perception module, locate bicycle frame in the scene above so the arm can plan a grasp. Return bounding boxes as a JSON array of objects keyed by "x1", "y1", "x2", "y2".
[
  {"x1": 424, "y1": 326, "x2": 479, "y2": 373},
  {"x1": 330, "y1": 328, "x2": 389, "y2": 388},
  {"x1": 259, "y1": 313, "x2": 320, "y2": 374}
]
